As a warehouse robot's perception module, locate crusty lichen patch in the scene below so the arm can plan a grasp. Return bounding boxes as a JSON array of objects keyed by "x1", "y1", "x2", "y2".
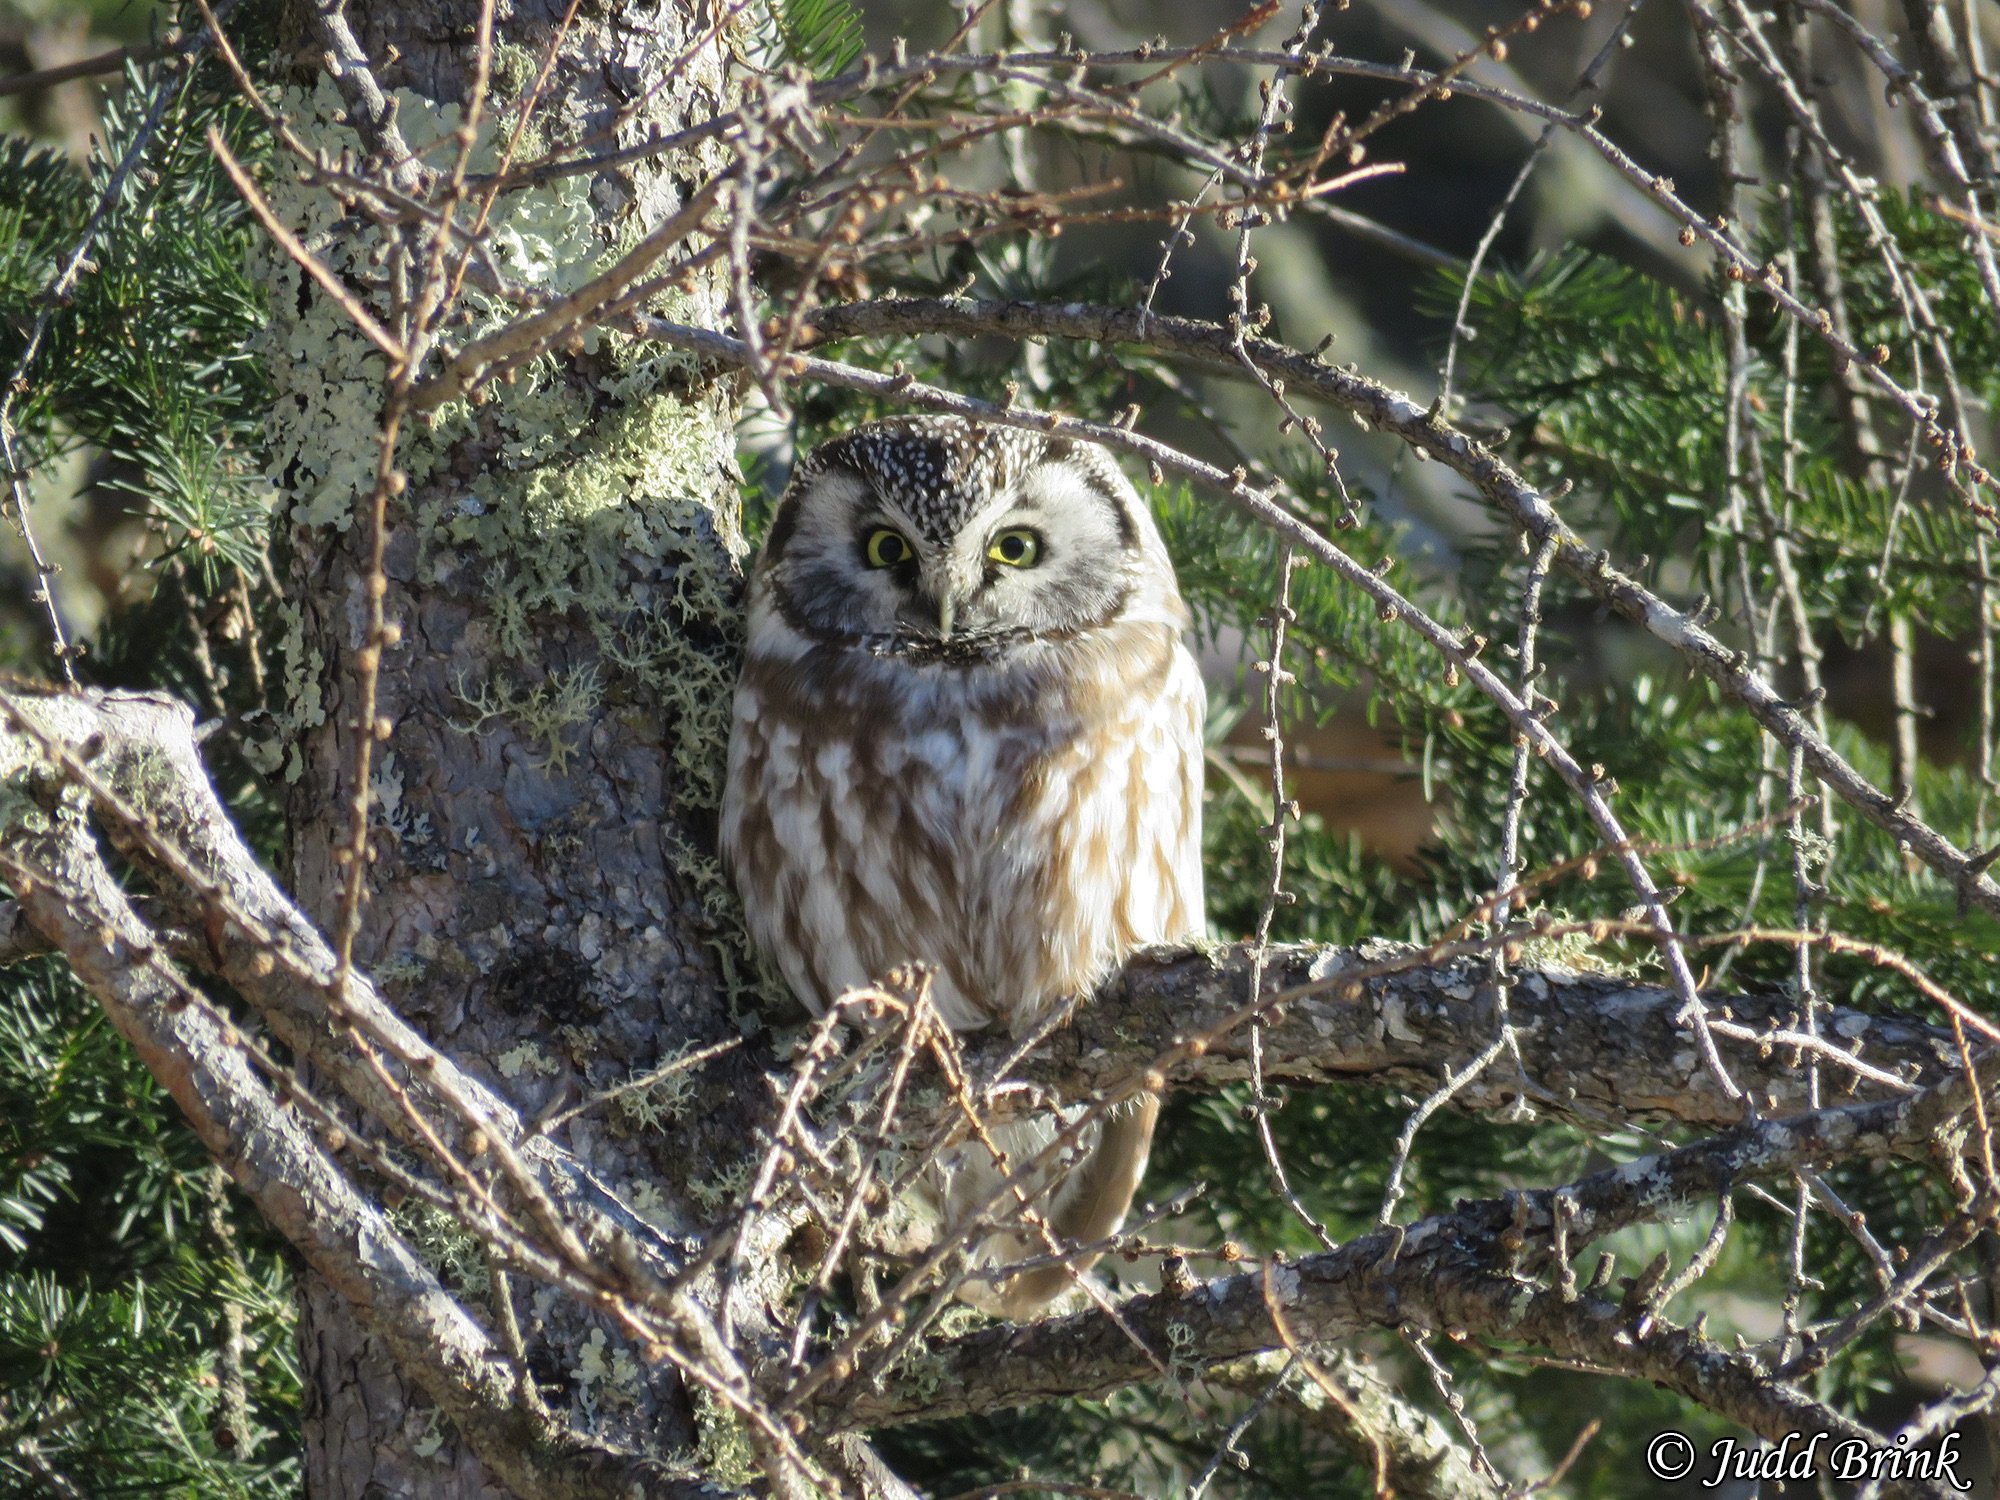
[
  {"x1": 250, "y1": 65, "x2": 778, "y2": 1018},
  {"x1": 573, "y1": 1327, "x2": 643, "y2": 1414},
  {"x1": 251, "y1": 74, "x2": 738, "y2": 782},
  {"x1": 420, "y1": 381, "x2": 745, "y2": 811}
]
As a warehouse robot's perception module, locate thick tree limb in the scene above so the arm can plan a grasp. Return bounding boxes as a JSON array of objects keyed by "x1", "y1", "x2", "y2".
[
  {"x1": 0, "y1": 685, "x2": 916, "y2": 1497},
  {"x1": 0, "y1": 771, "x2": 737, "y2": 1500},
  {"x1": 809, "y1": 1058, "x2": 1988, "y2": 1489},
  {"x1": 0, "y1": 893, "x2": 192, "y2": 967},
  {"x1": 972, "y1": 941, "x2": 1956, "y2": 1135}
]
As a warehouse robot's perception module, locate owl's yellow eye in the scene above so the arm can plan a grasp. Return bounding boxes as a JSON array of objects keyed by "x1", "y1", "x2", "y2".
[
  {"x1": 987, "y1": 528, "x2": 1041, "y2": 567},
  {"x1": 865, "y1": 529, "x2": 913, "y2": 568}
]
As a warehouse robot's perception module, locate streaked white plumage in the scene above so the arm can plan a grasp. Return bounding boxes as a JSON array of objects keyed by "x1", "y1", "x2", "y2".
[{"x1": 721, "y1": 416, "x2": 1205, "y2": 1315}]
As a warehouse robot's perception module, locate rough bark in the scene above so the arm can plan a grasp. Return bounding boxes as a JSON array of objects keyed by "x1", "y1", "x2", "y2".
[
  {"x1": 260, "y1": 3, "x2": 754, "y2": 1493},
  {"x1": 962, "y1": 939, "x2": 1955, "y2": 1133},
  {"x1": 0, "y1": 684, "x2": 1984, "y2": 1500}
]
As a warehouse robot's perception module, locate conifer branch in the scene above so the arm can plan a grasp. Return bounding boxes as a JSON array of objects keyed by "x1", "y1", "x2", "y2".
[
  {"x1": 808, "y1": 1061, "x2": 1989, "y2": 1500},
  {"x1": 772, "y1": 295, "x2": 2000, "y2": 919}
]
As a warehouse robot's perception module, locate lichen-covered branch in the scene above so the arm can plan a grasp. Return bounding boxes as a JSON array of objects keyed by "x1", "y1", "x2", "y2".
[
  {"x1": 966, "y1": 939, "x2": 1956, "y2": 1136},
  {"x1": 811, "y1": 1063, "x2": 1987, "y2": 1500},
  {"x1": 0, "y1": 714, "x2": 736, "y2": 1500}
]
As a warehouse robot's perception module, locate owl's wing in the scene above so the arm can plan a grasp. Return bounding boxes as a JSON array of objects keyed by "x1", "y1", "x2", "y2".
[
  {"x1": 956, "y1": 640, "x2": 1206, "y2": 1315},
  {"x1": 1118, "y1": 638, "x2": 1209, "y2": 951}
]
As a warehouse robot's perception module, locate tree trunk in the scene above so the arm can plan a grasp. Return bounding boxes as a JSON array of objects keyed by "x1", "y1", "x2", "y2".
[{"x1": 256, "y1": 5, "x2": 752, "y2": 1492}]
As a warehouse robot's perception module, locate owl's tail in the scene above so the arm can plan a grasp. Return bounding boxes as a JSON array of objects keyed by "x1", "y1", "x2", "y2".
[{"x1": 945, "y1": 1092, "x2": 1160, "y2": 1319}]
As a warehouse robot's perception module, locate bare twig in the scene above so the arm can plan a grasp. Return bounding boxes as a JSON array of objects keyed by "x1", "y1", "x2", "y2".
[{"x1": 791, "y1": 296, "x2": 2000, "y2": 916}]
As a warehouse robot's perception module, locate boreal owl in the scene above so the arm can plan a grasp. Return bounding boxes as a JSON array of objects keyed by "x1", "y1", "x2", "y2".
[{"x1": 721, "y1": 415, "x2": 1205, "y2": 1316}]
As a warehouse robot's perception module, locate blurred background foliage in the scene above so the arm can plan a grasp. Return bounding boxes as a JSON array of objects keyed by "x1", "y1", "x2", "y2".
[{"x1": 1, "y1": 0, "x2": 1995, "y2": 1494}]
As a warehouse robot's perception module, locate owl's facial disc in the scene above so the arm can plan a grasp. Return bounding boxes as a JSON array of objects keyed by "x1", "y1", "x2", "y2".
[
  {"x1": 760, "y1": 423, "x2": 1151, "y2": 654},
  {"x1": 886, "y1": 471, "x2": 1131, "y2": 645},
  {"x1": 905, "y1": 544, "x2": 988, "y2": 641}
]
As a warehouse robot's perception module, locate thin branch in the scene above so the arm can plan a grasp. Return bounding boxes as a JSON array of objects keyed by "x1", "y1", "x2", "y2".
[
  {"x1": 0, "y1": 40, "x2": 175, "y2": 98},
  {"x1": 809, "y1": 1052, "x2": 1994, "y2": 1474},
  {"x1": 791, "y1": 296, "x2": 2000, "y2": 918}
]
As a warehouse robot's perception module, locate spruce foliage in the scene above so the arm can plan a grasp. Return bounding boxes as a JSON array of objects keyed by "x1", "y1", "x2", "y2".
[
  {"x1": 1, "y1": 1, "x2": 1996, "y2": 1495},
  {"x1": 0, "y1": 14, "x2": 294, "y2": 1495}
]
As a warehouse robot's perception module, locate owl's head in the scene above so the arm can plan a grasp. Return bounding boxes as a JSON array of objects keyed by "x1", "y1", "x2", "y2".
[{"x1": 750, "y1": 416, "x2": 1185, "y2": 656}]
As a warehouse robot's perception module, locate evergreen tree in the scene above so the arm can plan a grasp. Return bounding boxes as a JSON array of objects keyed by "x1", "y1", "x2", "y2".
[{"x1": 0, "y1": 1, "x2": 1995, "y2": 1496}]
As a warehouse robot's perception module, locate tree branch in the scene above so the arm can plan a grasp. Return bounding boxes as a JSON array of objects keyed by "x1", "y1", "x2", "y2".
[
  {"x1": 298, "y1": 0, "x2": 427, "y2": 196},
  {"x1": 811, "y1": 1062, "x2": 1988, "y2": 1500},
  {"x1": 967, "y1": 940, "x2": 1955, "y2": 1136},
  {"x1": 0, "y1": 736, "x2": 737, "y2": 1500},
  {"x1": 793, "y1": 296, "x2": 2000, "y2": 921}
]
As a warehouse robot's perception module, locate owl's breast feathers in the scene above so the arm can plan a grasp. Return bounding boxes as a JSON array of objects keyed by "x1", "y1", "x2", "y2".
[{"x1": 721, "y1": 616, "x2": 1206, "y2": 1034}]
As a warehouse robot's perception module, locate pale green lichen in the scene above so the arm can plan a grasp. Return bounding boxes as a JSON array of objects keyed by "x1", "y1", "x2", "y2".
[
  {"x1": 372, "y1": 951, "x2": 428, "y2": 985},
  {"x1": 1789, "y1": 826, "x2": 1834, "y2": 870},
  {"x1": 886, "y1": 1344, "x2": 945, "y2": 1402},
  {"x1": 417, "y1": 369, "x2": 742, "y2": 814},
  {"x1": 610, "y1": 1061, "x2": 699, "y2": 1135},
  {"x1": 496, "y1": 1041, "x2": 561, "y2": 1080},
  {"x1": 691, "y1": 1388, "x2": 759, "y2": 1489},
  {"x1": 408, "y1": 1405, "x2": 448, "y2": 1461},
  {"x1": 487, "y1": 41, "x2": 539, "y2": 98},
  {"x1": 252, "y1": 76, "x2": 631, "y2": 778},
  {"x1": 0, "y1": 760, "x2": 63, "y2": 834},
  {"x1": 687, "y1": 1159, "x2": 755, "y2": 1216},
  {"x1": 1165, "y1": 1320, "x2": 1200, "y2": 1387},
  {"x1": 452, "y1": 663, "x2": 603, "y2": 775},
  {"x1": 573, "y1": 1327, "x2": 642, "y2": 1413},
  {"x1": 119, "y1": 745, "x2": 178, "y2": 802},
  {"x1": 1511, "y1": 907, "x2": 1648, "y2": 976},
  {"x1": 245, "y1": 602, "x2": 321, "y2": 780},
  {"x1": 371, "y1": 751, "x2": 440, "y2": 863},
  {"x1": 391, "y1": 1200, "x2": 490, "y2": 1297},
  {"x1": 624, "y1": 1180, "x2": 679, "y2": 1232},
  {"x1": 885, "y1": 1299, "x2": 985, "y2": 1399}
]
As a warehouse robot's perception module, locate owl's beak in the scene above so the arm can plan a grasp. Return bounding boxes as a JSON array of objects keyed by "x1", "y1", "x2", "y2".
[{"x1": 917, "y1": 558, "x2": 980, "y2": 640}]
